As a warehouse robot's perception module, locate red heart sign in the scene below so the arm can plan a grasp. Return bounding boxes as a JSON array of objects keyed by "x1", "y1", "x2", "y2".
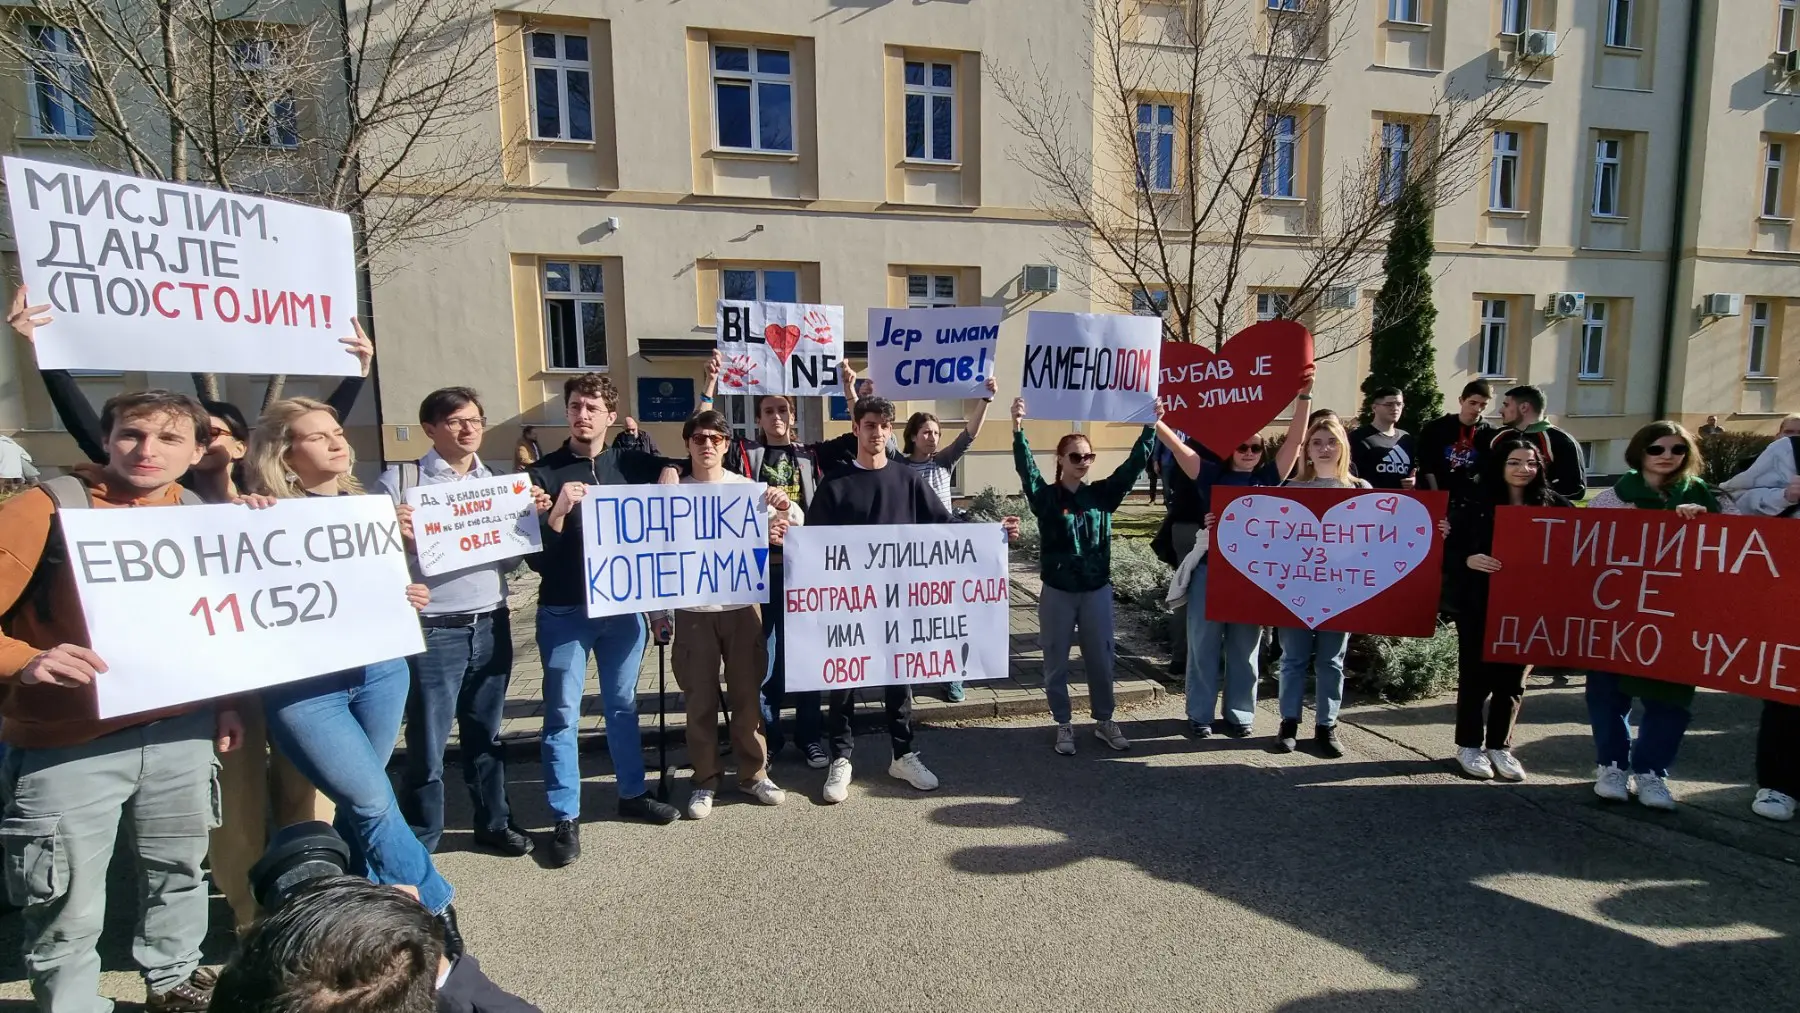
[
  {"x1": 765, "y1": 323, "x2": 802, "y2": 364},
  {"x1": 1158, "y1": 320, "x2": 1314, "y2": 459}
]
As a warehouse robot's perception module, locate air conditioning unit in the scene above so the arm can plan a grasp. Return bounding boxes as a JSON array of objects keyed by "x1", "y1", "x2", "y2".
[
  {"x1": 1022, "y1": 264, "x2": 1060, "y2": 294},
  {"x1": 1323, "y1": 287, "x2": 1359, "y2": 310},
  {"x1": 1546, "y1": 292, "x2": 1586, "y2": 319},
  {"x1": 1783, "y1": 48, "x2": 1800, "y2": 76},
  {"x1": 1516, "y1": 29, "x2": 1557, "y2": 61},
  {"x1": 1703, "y1": 292, "x2": 1744, "y2": 317}
]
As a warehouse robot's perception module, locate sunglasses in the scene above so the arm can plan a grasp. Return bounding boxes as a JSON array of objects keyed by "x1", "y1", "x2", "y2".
[
  {"x1": 208, "y1": 427, "x2": 236, "y2": 442},
  {"x1": 1643, "y1": 443, "x2": 1688, "y2": 457},
  {"x1": 1236, "y1": 443, "x2": 1264, "y2": 454},
  {"x1": 688, "y1": 433, "x2": 729, "y2": 447},
  {"x1": 1067, "y1": 453, "x2": 1097, "y2": 464}
]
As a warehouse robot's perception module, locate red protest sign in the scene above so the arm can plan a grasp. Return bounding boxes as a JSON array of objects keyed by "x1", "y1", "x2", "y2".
[
  {"x1": 1204, "y1": 487, "x2": 1446, "y2": 636},
  {"x1": 1158, "y1": 321, "x2": 1313, "y2": 459},
  {"x1": 1483, "y1": 508, "x2": 1799, "y2": 703}
]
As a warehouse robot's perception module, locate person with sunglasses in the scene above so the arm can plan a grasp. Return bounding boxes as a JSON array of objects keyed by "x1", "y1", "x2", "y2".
[
  {"x1": 1584, "y1": 421, "x2": 1724, "y2": 810},
  {"x1": 1158, "y1": 371, "x2": 1314, "y2": 739},
  {"x1": 1012, "y1": 397, "x2": 1156, "y2": 755}
]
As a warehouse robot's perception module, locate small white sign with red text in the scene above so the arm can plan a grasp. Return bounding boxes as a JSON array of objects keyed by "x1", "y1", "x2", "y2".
[{"x1": 404, "y1": 473, "x2": 542, "y2": 577}]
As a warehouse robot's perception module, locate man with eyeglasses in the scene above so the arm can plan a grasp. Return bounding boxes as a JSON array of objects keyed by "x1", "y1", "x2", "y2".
[
  {"x1": 1349, "y1": 386, "x2": 1417, "y2": 490},
  {"x1": 379, "y1": 387, "x2": 534, "y2": 859}
]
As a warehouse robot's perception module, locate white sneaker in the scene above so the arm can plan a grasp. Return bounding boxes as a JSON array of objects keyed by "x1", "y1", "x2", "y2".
[
  {"x1": 1752, "y1": 788, "x2": 1796, "y2": 822},
  {"x1": 1094, "y1": 720, "x2": 1131, "y2": 751},
  {"x1": 686, "y1": 788, "x2": 714, "y2": 820},
  {"x1": 1487, "y1": 748, "x2": 1527, "y2": 783},
  {"x1": 821, "y1": 758, "x2": 852, "y2": 804},
  {"x1": 1054, "y1": 723, "x2": 1076, "y2": 756},
  {"x1": 1456, "y1": 746, "x2": 1494, "y2": 780},
  {"x1": 888, "y1": 752, "x2": 940, "y2": 791},
  {"x1": 745, "y1": 778, "x2": 786, "y2": 806},
  {"x1": 1635, "y1": 772, "x2": 1676, "y2": 811},
  {"x1": 1594, "y1": 763, "x2": 1630, "y2": 802}
]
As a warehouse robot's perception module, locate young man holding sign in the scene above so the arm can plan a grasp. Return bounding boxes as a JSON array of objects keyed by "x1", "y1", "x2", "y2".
[
  {"x1": 379, "y1": 387, "x2": 536, "y2": 858},
  {"x1": 0, "y1": 391, "x2": 238, "y2": 1012}
]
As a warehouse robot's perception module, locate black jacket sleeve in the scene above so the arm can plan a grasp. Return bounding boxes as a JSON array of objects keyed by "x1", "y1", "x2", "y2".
[
  {"x1": 326, "y1": 375, "x2": 365, "y2": 420},
  {"x1": 436, "y1": 955, "x2": 544, "y2": 1013},
  {"x1": 38, "y1": 370, "x2": 107, "y2": 464},
  {"x1": 1546, "y1": 427, "x2": 1587, "y2": 500}
]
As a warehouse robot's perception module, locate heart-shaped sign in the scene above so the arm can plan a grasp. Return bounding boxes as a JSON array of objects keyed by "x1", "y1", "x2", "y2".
[
  {"x1": 1213, "y1": 492, "x2": 1432, "y2": 629},
  {"x1": 764, "y1": 323, "x2": 802, "y2": 364},
  {"x1": 1158, "y1": 320, "x2": 1314, "y2": 459}
]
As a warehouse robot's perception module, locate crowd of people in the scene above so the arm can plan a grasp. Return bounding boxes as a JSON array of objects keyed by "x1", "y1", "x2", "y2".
[{"x1": 4, "y1": 283, "x2": 1799, "y2": 1011}]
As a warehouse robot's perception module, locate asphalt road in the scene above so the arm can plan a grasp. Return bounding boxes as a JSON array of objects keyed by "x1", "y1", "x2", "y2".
[{"x1": 3, "y1": 682, "x2": 1796, "y2": 1012}]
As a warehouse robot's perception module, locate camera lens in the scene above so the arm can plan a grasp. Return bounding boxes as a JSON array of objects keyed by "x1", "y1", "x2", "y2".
[{"x1": 249, "y1": 821, "x2": 352, "y2": 912}]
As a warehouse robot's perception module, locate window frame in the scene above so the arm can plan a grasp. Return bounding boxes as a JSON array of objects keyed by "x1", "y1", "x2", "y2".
[
  {"x1": 24, "y1": 25, "x2": 94, "y2": 140},
  {"x1": 231, "y1": 39, "x2": 299, "y2": 150},
  {"x1": 903, "y1": 59, "x2": 956, "y2": 164},
  {"x1": 1479, "y1": 298, "x2": 1510, "y2": 378},
  {"x1": 1261, "y1": 114, "x2": 1298, "y2": 199},
  {"x1": 526, "y1": 30, "x2": 594, "y2": 143},
  {"x1": 1136, "y1": 101, "x2": 1179, "y2": 194},
  {"x1": 721, "y1": 267, "x2": 800, "y2": 305},
  {"x1": 1132, "y1": 288, "x2": 1172, "y2": 317},
  {"x1": 1749, "y1": 300, "x2": 1772, "y2": 377},
  {"x1": 907, "y1": 273, "x2": 958, "y2": 309},
  {"x1": 1592, "y1": 136, "x2": 1623, "y2": 218},
  {"x1": 1501, "y1": 0, "x2": 1530, "y2": 35},
  {"x1": 1256, "y1": 292, "x2": 1291, "y2": 321},
  {"x1": 542, "y1": 260, "x2": 608, "y2": 373},
  {"x1": 1764, "y1": 140, "x2": 1787, "y2": 219},
  {"x1": 1388, "y1": 0, "x2": 1424, "y2": 25},
  {"x1": 1579, "y1": 300, "x2": 1608, "y2": 380},
  {"x1": 1379, "y1": 121, "x2": 1412, "y2": 205},
  {"x1": 1605, "y1": 0, "x2": 1635, "y2": 48},
  {"x1": 1490, "y1": 129, "x2": 1522, "y2": 211},
  {"x1": 710, "y1": 42, "x2": 795, "y2": 154},
  {"x1": 1782, "y1": 0, "x2": 1799, "y2": 54}
]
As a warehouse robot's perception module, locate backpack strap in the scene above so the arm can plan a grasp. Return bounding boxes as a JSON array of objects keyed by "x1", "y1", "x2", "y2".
[
  {"x1": 40, "y1": 474, "x2": 92, "y2": 511},
  {"x1": 398, "y1": 461, "x2": 421, "y2": 497}
]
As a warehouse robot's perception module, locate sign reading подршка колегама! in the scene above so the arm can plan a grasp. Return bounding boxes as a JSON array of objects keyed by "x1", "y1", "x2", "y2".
[{"x1": 578, "y1": 484, "x2": 773, "y2": 617}]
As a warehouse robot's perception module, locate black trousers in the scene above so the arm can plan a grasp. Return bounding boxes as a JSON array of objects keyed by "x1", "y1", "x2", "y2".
[
  {"x1": 1758, "y1": 700, "x2": 1800, "y2": 796},
  {"x1": 827, "y1": 685, "x2": 913, "y2": 762},
  {"x1": 1454, "y1": 613, "x2": 1527, "y2": 750}
]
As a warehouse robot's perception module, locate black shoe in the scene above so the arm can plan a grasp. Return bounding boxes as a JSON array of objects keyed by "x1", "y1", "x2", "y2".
[
  {"x1": 546, "y1": 819, "x2": 581, "y2": 867},
  {"x1": 436, "y1": 904, "x2": 465, "y2": 961},
  {"x1": 471, "y1": 823, "x2": 534, "y2": 857},
  {"x1": 619, "y1": 793, "x2": 681, "y2": 826},
  {"x1": 1277, "y1": 719, "x2": 1299, "y2": 753},
  {"x1": 1165, "y1": 658, "x2": 1184, "y2": 676},
  {"x1": 1221, "y1": 721, "x2": 1253, "y2": 739},
  {"x1": 1315, "y1": 724, "x2": 1345, "y2": 758},
  {"x1": 1188, "y1": 721, "x2": 1214, "y2": 739}
]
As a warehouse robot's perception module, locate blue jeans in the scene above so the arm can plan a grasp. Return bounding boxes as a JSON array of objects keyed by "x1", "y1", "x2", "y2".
[
  {"x1": 535, "y1": 605, "x2": 647, "y2": 819},
  {"x1": 263, "y1": 661, "x2": 454, "y2": 916},
  {"x1": 399, "y1": 610, "x2": 513, "y2": 851},
  {"x1": 1277, "y1": 626, "x2": 1350, "y2": 727},
  {"x1": 1586, "y1": 671, "x2": 1692, "y2": 776},
  {"x1": 1185, "y1": 566, "x2": 1262, "y2": 728},
  {"x1": 762, "y1": 565, "x2": 822, "y2": 751}
]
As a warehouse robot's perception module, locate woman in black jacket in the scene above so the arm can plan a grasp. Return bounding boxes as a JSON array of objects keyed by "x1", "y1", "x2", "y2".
[{"x1": 1444, "y1": 432, "x2": 1573, "y2": 783}]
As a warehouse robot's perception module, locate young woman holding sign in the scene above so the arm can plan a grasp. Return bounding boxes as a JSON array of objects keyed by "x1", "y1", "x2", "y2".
[
  {"x1": 1274, "y1": 417, "x2": 1372, "y2": 756},
  {"x1": 1158, "y1": 370, "x2": 1314, "y2": 739},
  {"x1": 1445, "y1": 434, "x2": 1573, "y2": 782},
  {"x1": 244, "y1": 399, "x2": 464, "y2": 949},
  {"x1": 1582, "y1": 421, "x2": 1726, "y2": 811},
  {"x1": 1012, "y1": 397, "x2": 1155, "y2": 756}
]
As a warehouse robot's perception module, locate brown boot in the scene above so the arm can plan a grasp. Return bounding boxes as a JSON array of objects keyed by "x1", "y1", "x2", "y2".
[{"x1": 147, "y1": 967, "x2": 216, "y2": 1011}]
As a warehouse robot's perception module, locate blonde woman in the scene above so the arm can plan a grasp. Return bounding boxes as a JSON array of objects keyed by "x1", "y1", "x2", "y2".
[
  {"x1": 1275, "y1": 417, "x2": 1371, "y2": 756},
  {"x1": 245, "y1": 400, "x2": 463, "y2": 946}
]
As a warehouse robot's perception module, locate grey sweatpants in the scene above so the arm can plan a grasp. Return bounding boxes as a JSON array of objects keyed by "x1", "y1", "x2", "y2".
[
  {"x1": 1039, "y1": 585, "x2": 1117, "y2": 724},
  {"x1": 1, "y1": 709, "x2": 219, "y2": 1013}
]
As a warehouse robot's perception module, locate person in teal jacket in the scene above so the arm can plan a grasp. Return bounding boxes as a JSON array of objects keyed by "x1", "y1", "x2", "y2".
[{"x1": 1012, "y1": 397, "x2": 1155, "y2": 757}]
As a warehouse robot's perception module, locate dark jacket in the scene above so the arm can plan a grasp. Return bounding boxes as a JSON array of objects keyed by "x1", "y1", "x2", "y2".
[
  {"x1": 526, "y1": 441, "x2": 674, "y2": 607},
  {"x1": 1444, "y1": 490, "x2": 1574, "y2": 616},
  {"x1": 437, "y1": 954, "x2": 543, "y2": 1013},
  {"x1": 1479, "y1": 423, "x2": 1586, "y2": 501}
]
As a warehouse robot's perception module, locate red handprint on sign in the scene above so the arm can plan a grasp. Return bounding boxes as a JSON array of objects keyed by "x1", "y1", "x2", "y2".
[
  {"x1": 720, "y1": 353, "x2": 759, "y2": 390},
  {"x1": 803, "y1": 309, "x2": 835, "y2": 348}
]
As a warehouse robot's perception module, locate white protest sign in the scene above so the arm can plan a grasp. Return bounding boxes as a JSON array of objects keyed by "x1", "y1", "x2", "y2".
[
  {"x1": 58, "y1": 497, "x2": 424, "y2": 719},
  {"x1": 2, "y1": 156, "x2": 359, "y2": 375},
  {"x1": 404, "y1": 473, "x2": 542, "y2": 578},
  {"x1": 782, "y1": 524, "x2": 1011, "y2": 691},
  {"x1": 580, "y1": 483, "x2": 773, "y2": 617},
  {"x1": 1021, "y1": 311, "x2": 1161, "y2": 422},
  {"x1": 715, "y1": 300, "x2": 844, "y2": 396},
  {"x1": 867, "y1": 305, "x2": 1003, "y2": 400}
]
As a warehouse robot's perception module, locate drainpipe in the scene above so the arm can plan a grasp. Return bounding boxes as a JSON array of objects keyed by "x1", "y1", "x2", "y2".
[
  {"x1": 336, "y1": 0, "x2": 383, "y2": 457},
  {"x1": 1652, "y1": 0, "x2": 1705, "y2": 420}
]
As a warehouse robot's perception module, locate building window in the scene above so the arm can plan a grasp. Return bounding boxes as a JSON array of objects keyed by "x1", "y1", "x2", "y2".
[
  {"x1": 1479, "y1": 298, "x2": 1509, "y2": 377},
  {"x1": 1605, "y1": 0, "x2": 1634, "y2": 47},
  {"x1": 1379, "y1": 121, "x2": 1411, "y2": 204},
  {"x1": 1490, "y1": 130, "x2": 1521, "y2": 211},
  {"x1": 1268, "y1": 0, "x2": 1305, "y2": 8},
  {"x1": 1137, "y1": 102, "x2": 1177, "y2": 193},
  {"x1": 1579, "y1": 441, "x2": 1598, "y2": 474},
  {"x1": 232, "y1": 41, "x2": 298, "y2": 149},
  {"x1": 722, "y1": 268, "x2": 799, "y2": 303},
  {"x1": 904, "y1": 60, "x2": 955, "y2": 162},
  {"x1": 1133, "y1": 288, "x2": 1171, "y2": 317},
  {"x1": 1764, "y1": 141, "x2": 1786, "y2": 218},
  {"x1": 543, "y1": 262, "x2": 606, "y2": 371},
  {"x1": 25, "y1": 26, "x2": 93, "y2": 139},
  {"x1": 1592, "y1": 137, "x2": 1622, "y2": 217},
  {"x1": 1749, "y1": 301, "x2": 1772, "y2": 376},
  {"x1": 908, "y1": 273, "x2": 957, "y2": 309},
  {"x1": 1261, "y1": 115, "x2": 1297, "y2": 198},
  {"x1": 1579, "y1": 300, "x2": 1608, "y2": 379},
  {"x1": 1502, "y1": 0, "x2": 1530, "y2": 35},
  {"x1": 1389, "y1": 0, "x2": 1423, "y2": 23},
  {"x1": 527, "y1": 31, "x2": 592, "y2": 142},
  {"x1": 1783, "y1": 0, "x2": 1799, "y2": 53},
  {"x1": 1256, "y1": 292, "x2": 1291, "y2": 321},
  {"x1": 713, "y1": 44, "x2": 793, "y2": 153}
]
